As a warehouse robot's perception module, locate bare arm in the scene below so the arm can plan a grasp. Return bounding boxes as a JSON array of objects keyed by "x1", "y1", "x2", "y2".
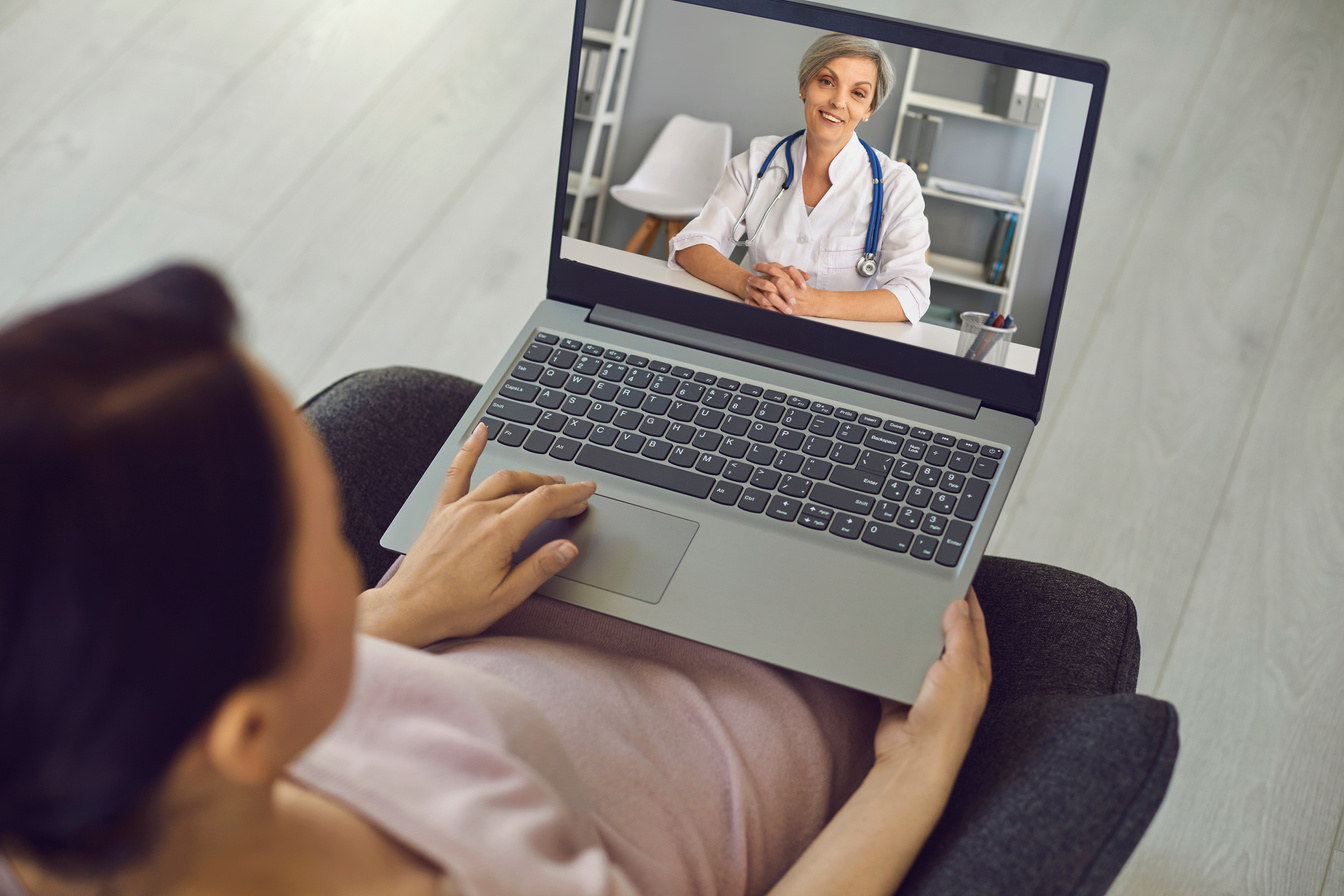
[
  {"x1": 766, "y1": 592, "x2": 991, "y2": 896},
  {"x1": 676, "y1": 245, "x2": 823, "y2": 316},
  {"x1": 674, "y1": 244, "x2": 752, "y2": 302}
]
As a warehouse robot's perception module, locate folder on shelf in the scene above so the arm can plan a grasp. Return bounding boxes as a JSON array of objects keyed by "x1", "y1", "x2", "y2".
[
  {"x1": 914, "y1": 114, "x2": 941, "y2": 185},
  {"x1": 983, "y1": 210, "x2": 1018, "y2": 285},
  {"x1": 895, "y1": 112, "x2": 941, "y2": 185},
  {"x1": 986, "y1": 66, "x2": 1032, "y2": 122},
  {"x1": 1027, "y1": 73, "x2": 1051, "y2": 125},
  {"x1": 576, "y1": 47, "x2": 590, "y2": 115},
  {"x1": 578, "y1": 46, "x2": 607, "y2": 116}
]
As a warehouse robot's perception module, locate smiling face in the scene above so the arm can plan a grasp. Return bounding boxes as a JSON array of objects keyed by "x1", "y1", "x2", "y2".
[{"x1": 802, "y1": 55, "x2": 879, "y2": 150}]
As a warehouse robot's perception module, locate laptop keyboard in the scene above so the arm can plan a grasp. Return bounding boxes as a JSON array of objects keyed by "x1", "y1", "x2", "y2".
[{"x1": 479, "y1": 331, "x2": 1006, "y2": 569}]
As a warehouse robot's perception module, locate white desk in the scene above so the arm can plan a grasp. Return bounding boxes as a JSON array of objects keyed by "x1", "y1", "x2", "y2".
[{"x1": 560, "y1": 237, "x2": 1040, "y2": 374}]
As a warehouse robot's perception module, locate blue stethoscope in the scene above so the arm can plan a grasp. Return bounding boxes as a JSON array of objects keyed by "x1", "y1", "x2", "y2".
[{"x1": 730, "y1": 129, "x2": 885, "y2": 278}]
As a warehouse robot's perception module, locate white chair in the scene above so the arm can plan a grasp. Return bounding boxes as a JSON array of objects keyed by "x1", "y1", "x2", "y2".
[{"x1": 610, "y1": 114, "x2": 731, "y2": 255}]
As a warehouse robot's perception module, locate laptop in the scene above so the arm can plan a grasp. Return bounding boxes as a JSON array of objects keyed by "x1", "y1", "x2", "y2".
[{"x1": 383, "y1": 0, "x2": 1108, "y2": 702}]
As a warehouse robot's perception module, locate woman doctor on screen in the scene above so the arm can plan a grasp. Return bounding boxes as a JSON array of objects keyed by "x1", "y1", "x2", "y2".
[{"x1": 671, "y1": 33, "x2": 932, "y2": 323}]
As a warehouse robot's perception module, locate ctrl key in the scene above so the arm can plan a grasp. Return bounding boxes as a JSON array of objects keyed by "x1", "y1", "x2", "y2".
[{"x1": 737, "y1": 488, "x2": 771, "y2": 514}]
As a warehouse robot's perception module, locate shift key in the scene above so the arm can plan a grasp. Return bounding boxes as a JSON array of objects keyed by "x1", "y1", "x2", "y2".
[
  {"x1": 808, "y1": 482, "x2": 876, "y2": 515},
  {"x1": 487, "y1": 396, "x2": 541, "y2": 426}
]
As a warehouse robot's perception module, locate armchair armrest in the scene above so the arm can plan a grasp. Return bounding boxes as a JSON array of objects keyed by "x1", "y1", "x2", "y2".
[{"x1": 898, "y1": 693, "x2": 1178, "y2": 896}]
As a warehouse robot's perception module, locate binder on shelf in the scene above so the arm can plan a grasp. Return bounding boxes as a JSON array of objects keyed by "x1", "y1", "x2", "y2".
[
  {"x1": 576, "y1": 47, "x2": 591, "y2": 115},
  {"x1": 983, "y1": 210, "x2": 1018, "y2": 285},
  {"x1": 895, "y1": 112, "x2": 941, "y2": 185},
  {"x1": 985, "y1": 66, "x2": 1032, "y2": 122},
  {"x1": 1026, "y1": 73, "x2": 1051, "y2": 125},
  {"x1": 577, "y1": 46, "x2": 607, "y2": 116}
]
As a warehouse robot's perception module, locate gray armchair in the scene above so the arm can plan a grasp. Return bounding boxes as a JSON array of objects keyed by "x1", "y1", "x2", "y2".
[{"x1": 303, "y1": 367, "x2": 1178, "y2": 896}]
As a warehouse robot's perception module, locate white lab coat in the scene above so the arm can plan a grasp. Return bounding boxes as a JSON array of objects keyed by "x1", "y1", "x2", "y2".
[{"x1": 669, "y1": 132, "x2": 932, "y2": 322}]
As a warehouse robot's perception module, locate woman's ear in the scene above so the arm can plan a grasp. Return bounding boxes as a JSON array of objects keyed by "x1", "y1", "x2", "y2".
[{"x1": 202, "y1": 686, "x2": 288, "y2": 786}]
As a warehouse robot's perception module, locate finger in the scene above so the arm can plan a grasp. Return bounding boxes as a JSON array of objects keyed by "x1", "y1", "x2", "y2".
[
  {"x1": 940, "y1": 596, "x2": 980, "y2": 670},
  {"x1": 486, "y1": 487, "x2": 593, "y2": 520},
  {"x1": 438, "y1": 423, "x2": 488, "y2": 506},
  {"x1": 748, "y1": 279, "x2": 791, "y2": 313},
  {"x1": 767, "y1": 274, "x2": 796, "y2": 303},
  {"x1": 470, "y1": 468, "x2": 565, "y2": 503},
  {"x1": 965, "y1": 587, "x2": 991, "y2": 674},
  {"x1": 746, "y1": 279, "x2": 775, "y2": 306},
  {"x1": 494, "y1": 538, "x2": 580, "y2": 609},
  {"x1": 786, "y1": 266, "x2": 809, "y2": 289},
  {"x1": 748, "y1": 288, "x2": 782, "y2": 312},
  {"x1": 501, "y1": 480, "x2": 598, "y2": 541}
]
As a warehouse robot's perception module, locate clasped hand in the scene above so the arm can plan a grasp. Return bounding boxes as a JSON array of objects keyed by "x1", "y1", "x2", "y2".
[
  {"x1": 743, "y1": 262, "x2": 827, "y2": 317},
  {"x1": 358, "y1": 423, "x2": 596, "y2": 647}
]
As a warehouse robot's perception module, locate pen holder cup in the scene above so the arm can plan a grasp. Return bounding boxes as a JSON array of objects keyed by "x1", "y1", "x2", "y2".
[{"x1": 957, "y1": 312, "x2": 1017, "y2": 366}]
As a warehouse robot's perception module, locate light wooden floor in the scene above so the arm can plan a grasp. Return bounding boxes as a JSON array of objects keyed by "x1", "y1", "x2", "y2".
[{"x1": 2, "y1": 0, "x2": 1342, "y2": 892}]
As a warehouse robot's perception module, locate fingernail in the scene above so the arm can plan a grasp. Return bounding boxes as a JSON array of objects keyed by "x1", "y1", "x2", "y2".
[
  {"x1": 473, "y1": 422, "x2": 486, "y2": 437},
  {"x1": 556, "y1": 542, "x2": 578, "y2": 562},
  {"x1": 550, "y1": 475, "x2": 566, "y2": 483}
]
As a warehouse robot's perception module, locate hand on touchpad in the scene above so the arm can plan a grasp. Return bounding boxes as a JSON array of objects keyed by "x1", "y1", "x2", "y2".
[{"x1": 513, "y1": 494, "x2": 697, "y2": 605}]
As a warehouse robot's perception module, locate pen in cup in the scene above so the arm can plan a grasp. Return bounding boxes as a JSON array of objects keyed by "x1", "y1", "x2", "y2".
[{"x1": 964, "y1": 313, "x2": 1002, "y2": 360}]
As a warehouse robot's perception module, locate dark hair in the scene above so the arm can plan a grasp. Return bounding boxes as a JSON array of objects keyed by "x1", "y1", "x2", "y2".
[{"x1": 0, "y1": 266, "x2": 293, "y2": 874}]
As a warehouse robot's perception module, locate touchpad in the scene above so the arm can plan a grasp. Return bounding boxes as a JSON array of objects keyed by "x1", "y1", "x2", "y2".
[{"x1": 513, "y1": 494, "x2": 697, "y2": 605}]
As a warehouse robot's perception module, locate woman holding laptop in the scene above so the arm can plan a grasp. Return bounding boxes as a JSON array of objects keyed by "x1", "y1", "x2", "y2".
[
  {"x1": 0, "y1": 267, "x2": 986, "y2": 896},
  {"x1": 671, "y1": 34, "x2": 933, "y2": 324}
]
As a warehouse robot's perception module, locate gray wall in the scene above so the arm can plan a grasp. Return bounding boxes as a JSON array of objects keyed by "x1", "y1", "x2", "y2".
[{"x1": 576, "y1": 0, "x2": 1090, "y2": 347}]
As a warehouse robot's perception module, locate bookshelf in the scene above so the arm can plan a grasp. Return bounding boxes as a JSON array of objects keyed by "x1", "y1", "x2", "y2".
[
  {"x1": 889, "y1": 49, "x2": 1053, "y2": 320},
  {"x1": 566, "y1": 0, "x2": 644, "y2": 241}
]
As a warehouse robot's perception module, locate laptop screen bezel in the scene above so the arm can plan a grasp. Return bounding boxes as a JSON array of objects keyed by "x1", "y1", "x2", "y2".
[{"x1": 546, "y1": 0, "x2": 1108, "y2": 422}]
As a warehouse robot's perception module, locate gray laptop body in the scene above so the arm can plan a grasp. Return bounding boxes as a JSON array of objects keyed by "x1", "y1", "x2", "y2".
[{"x1": 383, "y1": 0, "x2": 1108, "y2": 702}]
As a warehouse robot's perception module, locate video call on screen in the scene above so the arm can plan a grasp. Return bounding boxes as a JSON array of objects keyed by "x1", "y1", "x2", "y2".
[{"x1": 564, "y1": 0, "x2": 1093, "y2": 371}]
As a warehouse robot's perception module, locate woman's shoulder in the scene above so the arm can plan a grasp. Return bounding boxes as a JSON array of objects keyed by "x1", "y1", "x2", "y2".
[
  {"x1": 741, "y1": 133, "x2": 787, "y2": 161},
  {"x1": 748, "y1": 133, "x2": 787, "y2": 148},
  {"x1": 862, "y1": 142, "x2": 921, "y2": 200},
  {"x1": 860, "y1": 140, "x2": 913, "y2": 182}
]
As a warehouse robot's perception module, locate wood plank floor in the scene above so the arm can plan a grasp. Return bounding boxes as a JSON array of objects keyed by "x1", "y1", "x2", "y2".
[{"x1": 3, "y1": 0, "x2": 1343, "y2": 892}]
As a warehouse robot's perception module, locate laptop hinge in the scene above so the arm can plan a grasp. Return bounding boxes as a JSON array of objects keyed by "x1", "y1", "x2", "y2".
[{"x1": 587, "y1": 305, "x2": 981, "y2": 419}]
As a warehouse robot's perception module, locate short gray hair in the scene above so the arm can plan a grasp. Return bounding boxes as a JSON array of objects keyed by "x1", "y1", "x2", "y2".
[{"x1": 797, "y1": 33, "x2": 895, "y2": 114}]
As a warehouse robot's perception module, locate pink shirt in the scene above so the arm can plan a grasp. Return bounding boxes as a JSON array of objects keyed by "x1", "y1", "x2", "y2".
[{"x1": 0, "y1": 597, "x2": 878, "y2": 896}]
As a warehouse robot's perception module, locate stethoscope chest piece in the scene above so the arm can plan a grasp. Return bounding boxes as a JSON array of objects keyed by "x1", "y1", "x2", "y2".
[{"x1": 855, "y1": 253, "x2": 878, "y2": 277}]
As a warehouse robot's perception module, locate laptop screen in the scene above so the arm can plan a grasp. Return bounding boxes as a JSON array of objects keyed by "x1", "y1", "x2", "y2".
[{"x1": 549, "y1": 0, "x2": 1107, "y2": 420}]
